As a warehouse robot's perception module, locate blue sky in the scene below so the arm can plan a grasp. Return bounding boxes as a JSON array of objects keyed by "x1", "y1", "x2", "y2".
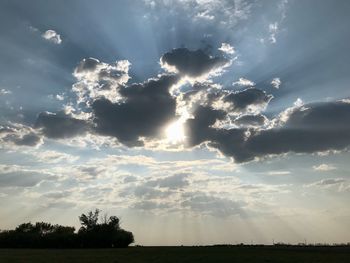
[{"x1": 1, "y1": 0, "x2": 350, "y2": 245}]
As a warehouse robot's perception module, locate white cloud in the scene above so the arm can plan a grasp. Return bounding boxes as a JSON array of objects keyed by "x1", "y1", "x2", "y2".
[
  {"x1": 268, "y1": 22, "x2": 278, "y2": 43},
  {"x1": 72, "y1": 58, "x2": 130, "y2": 104},
  {"x1": 306, "y1": 178, "x2": 347, "y2": 190},
  {"x1": 42, "y1": 30, "x2": 62, "y2": 44},
  {"x1": 195, "y1": 10, "x2": 215, "y2": 20},
  {"x1": 267, "y1": 170, "x2": 290, "y2": 176},
  {"x1": 0, "y1": 89, "x2": 11, "y2": 95},
  {"x1": 272, "y1": 98, "x2": 303, "y2": 127},
  {"x1": 271, "y1": 78, "x2": 281, "y2": 89},
  {"x1": 144, "y1": 0, "x2": 253, "y2": 27},
  {"x1": 56, "y1": 94, "x2": 64, "y2": 101},
  {"x1": 218, "y1": 43, "x2": 235, "y2": 55},
  {"x1": 232, "y1": 77, "x2": 255, "y2": 87},
  {"x1": 313, "y1": 164, "x2": 337, "y2": 171}
]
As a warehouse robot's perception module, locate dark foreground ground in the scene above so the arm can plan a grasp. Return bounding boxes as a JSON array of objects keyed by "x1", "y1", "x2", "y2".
[{"x1": 0, "y1": 246, "x2": 350, "y2": 263}]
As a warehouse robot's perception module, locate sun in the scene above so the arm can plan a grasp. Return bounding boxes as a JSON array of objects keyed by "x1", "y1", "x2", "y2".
[{"x1": 165, "y1": 119, "x2": 186, "y2": 144}]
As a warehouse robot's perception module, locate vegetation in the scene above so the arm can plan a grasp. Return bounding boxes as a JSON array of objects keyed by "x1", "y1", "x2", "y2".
[{"x1": 0, "y1": 209, "x2": 134, "y2": 248}]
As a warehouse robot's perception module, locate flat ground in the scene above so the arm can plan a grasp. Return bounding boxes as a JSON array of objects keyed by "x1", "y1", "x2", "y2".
[{"x1": 0, "y1": 246, "x2": 349, "y2": 263}]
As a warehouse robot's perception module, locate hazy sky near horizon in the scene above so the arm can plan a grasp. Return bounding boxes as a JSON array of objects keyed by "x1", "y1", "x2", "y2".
[{"x1": 1, "y1": 0, "x2": 350, "y2": 245}]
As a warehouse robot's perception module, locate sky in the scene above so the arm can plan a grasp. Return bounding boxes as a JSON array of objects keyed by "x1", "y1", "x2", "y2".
[{"x1": 0, "y1": 0, "x2": 350, "y2": 246}]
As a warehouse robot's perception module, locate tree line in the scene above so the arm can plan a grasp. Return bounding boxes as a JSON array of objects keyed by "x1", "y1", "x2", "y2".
[{"x1": 0, "y1": 209, "x2": 134, "y2": 248}]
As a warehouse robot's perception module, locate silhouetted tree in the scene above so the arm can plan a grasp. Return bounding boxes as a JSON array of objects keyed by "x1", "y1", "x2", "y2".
[
  {"x1": 0, "y1": 209, "x2": 134, "y2": 248},
  {"x1": 79, "y1": 209, "x2": 100, "y2": 231},
  {"x1": 77, "y1": 210, "x2": 134, "y2": 248}
]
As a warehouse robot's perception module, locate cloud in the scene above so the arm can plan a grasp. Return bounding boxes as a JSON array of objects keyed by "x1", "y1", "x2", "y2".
[
  {"x1": 180, "y1": 85, "x2": 273, "y2": 119},
  {"x1": 144, "y1": 0, "x2": 253, "y2": 28},
  {"x1": 42, "y1": 190, "x2": 72, "y2": 199},
  {"x1": 268, "y1": 22, "x2": 278, "y2": 43},
  {"x1": 184, "y1": 100, "x2": 350, "y2": 163},
  {"x1": 181, "y1": 192, "x2": 246, "y2": 217},
  {"x1": 234, "y1": 114, "x2": 268, "y2": 127},
  {"x1": 160, "y1": 48, "x2": 230, "y2": 79},
  {"x1": 267, "y1": 171, "x2": 291, "y2": 176},
  {"x1": 145, "y1": 173, "x2": 190, "y2": 190},
  {"x1": 132, "y1": 185, "x2": 172, "y2": 199},
  {"x1": 0, "y1": 89, "x2": 11, "y2": 95},
  {"x1": 73, "y1": 58, "x2": 130, "y2": 103},
  {"x1": 0, "y1": 124, "x2": 43, "y2": 147},
  {"x1": 306, "y1": 178, "x2": 347, "y2": 189},
  {"x1": 33, "y1": 150, "x2": 79, "y2": 164},
  {"x1": 221, "y1": 88, "x2": 272, "y2": 114},
  {"x1": 123, "y1": 175, "x2": 138, "y2": 183},
  {"x1": 0, "y1": 165, "x2": 56, "y2": 188},
  {"x1": 271, "y1": 78, "x2": 281, "y2": 89},
  {"x1": 313, "y1": 164, "x2": 337, "y2": 171},
  {"x1": 232, "y1": 78, "x2": 255, "y2": 87},
  {"x1": 13, "y1": 133, "x2": 42, "y2": 146},
  {"x1": 77, "y1": 165, "x2": 106, "y2": 180},
  {"x1": 195, "y1": 10, "x2": 215, "y2": 21},
  {"x1": 35, "y1": 112, "x2": 89, "y2": 139},
  {"x1": 132, "y1": 200, "x2": 171, "y2": 210},
  {"x1": 218, "y1": 43, "x2": 235, "y2": 55},
  {"x1": 237, "y1": 100, "x2": 350, "y2": 162},
  {"x1": 27, "y1": 47, "x2": 350, "y2": 165},
  {"x1": 42, "y1": 30, "x2": 62, "y2": 44},
  {"x1": 185, "y1": 105, "x2": 227, "y2": 147},
  {"x1": 92, "y1": 74, "x2": 180, "y2": 146}
]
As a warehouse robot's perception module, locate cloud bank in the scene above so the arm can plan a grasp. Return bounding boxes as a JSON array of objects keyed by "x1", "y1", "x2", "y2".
[{"x1": 24, "y1": 47, "x2": 350, "y2": 163}]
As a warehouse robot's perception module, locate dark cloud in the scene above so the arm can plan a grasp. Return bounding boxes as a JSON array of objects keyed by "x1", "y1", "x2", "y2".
[
  {"x1": 203, "y1": 100, "x2": 350, "y2": 163},
  {"x1": 245, "y1": 101, "x2": 350, "y2": 158},
  {"x1": 207, "y1": 128, "x2": 249, "y2": 163},
  {"x1": 160, "y1": 48, "x2": 229, "y2": 77},
  {"x1": 181, "y1": 85, "x2": 273, "y2": 116},
  {"x1": 234, "y1": 114, "x2": 268, "y2": 127},
  {"x1": 35, "y1": 112, "x2": 88, "y2": 139},
  {"x1": 185, "y1": 105, "x2": 227, "y2": 147},
  {"x1": 221, "y1": 88, "x2": 273, "y2": 113},
  {"x1": 28, "y1": 45, "x2": 350, "y2": 165},
  {"x1": 92, "y1": 74, "x2": 180, "y2": 146},
  {"x1": 74, "y1": 57, "x2": 100, "y2": 72},
  {"x1": 13, "y1": 133, "x2": 42, "y2": 146}
]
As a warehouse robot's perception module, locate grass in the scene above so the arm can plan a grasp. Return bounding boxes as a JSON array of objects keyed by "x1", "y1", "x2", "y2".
[{"x1": 0, "y1": 246, "x2": 349, "y2": 263}]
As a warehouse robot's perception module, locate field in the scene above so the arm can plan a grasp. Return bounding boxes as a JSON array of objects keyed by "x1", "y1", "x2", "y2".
[{"x1": 0, "y1": 246, "x2": 350, "y2": 263}]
